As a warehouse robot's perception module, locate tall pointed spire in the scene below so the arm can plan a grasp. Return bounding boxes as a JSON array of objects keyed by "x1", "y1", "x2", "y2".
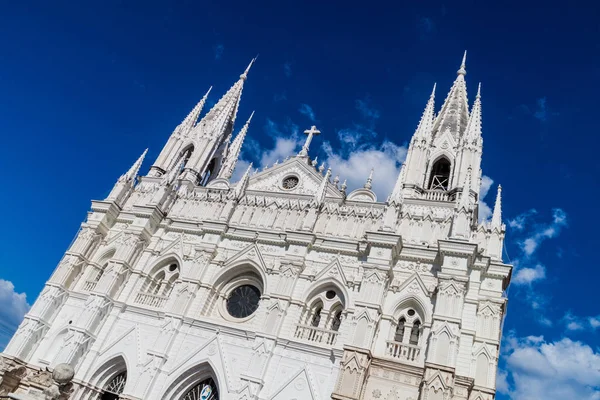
[
  {"x1": 234, "y1": 162, "x2": 253, "y2": 200},
  {"x1": 491, "y1": 185, "x2": 502, "y2": 228},
  {"x1": 120, "y1": 149, "x2": 148, "y2": 182},
  {"x1": 199, "y1": 58, "x2": 255, "y2": 139},
  {"x1": 176, "y1": 87, "x2": 212, "y2": 136},
  {"x1": 389, "y1": 163, "x2": 406, "y2": 203},
  {"x1": 315, "y1": 167, "x2": 332, "y2": 206},
  {"x1": 218, "y1": 111, "x2": 254, "y2": 180},
  {"x1": 458, "y1": 50, "x2": 467, "y2": 76},
  {"x1": 458, "y1": 167, "x2": 472, "y2": 209},
  {"x1": 412, "y1": 83, "x2": 436, "y2": 144},
  {"x1": 432, "y1": 52, "x2": 469, "y2": 140},
  {"x1": 464, "y1": 83, "x2": 482, "y2": 146}
]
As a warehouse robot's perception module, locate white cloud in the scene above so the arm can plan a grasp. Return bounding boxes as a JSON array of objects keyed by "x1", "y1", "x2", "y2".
[
  {"x1": 519, "y1": 208, "x2": 567, "y2": 256},
  {"x1": 323, "y1": 140, "x2": 407, "y2": 200},
  {"x1": 500, "y1": 335, "x2": 600, "y2": 399},
  {"x1": 508, "y1": 209, "x2": 538, "y2": 231},
  {"x1": 478, "y1": 175, "x2": 494, "y2": 222},
  {"x1": 298, "y1": 104, "x2": 316, "y2": 122},
  {"x1": 561, "y1": 312, "x2": 600, "y2": 332},
  {"x1": 513, "y1": 264, "x2": 546, "y2": 285},
  {"x1": 259, "y1": 118, "x2": 303, "y2": 168},
  {"x1": 0, "y1": 279, "x2": 30, "y2": 351}
]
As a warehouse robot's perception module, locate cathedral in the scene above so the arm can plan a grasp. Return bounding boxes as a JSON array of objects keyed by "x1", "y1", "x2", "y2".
[{"x1": 0, "y1": 53, "x2": 511, "y2": 400}]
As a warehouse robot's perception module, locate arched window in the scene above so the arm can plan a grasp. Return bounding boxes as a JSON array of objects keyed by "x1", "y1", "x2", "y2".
[
  {"x1": 181, "y1": 377, "x2": 219, "y2": 400},
  {"x1": 428, "y1": 157, "x2": 451, "y2": 190},
  {"x1": 102, "y1": 371, "x2": 127, "y2": 400},
  {"x1": 137, "y1": 262, "x2": 180, "y2": 307},
  {"x1": 394, "y1": 317, "x2": 406, "y2": 342},
  {"x1": 330, "y1": 309, "x2": 342, "y2": 332},
  {"x1": 297, "y1": 286, "x2": 345, "y2": 345},
  {"x1": 310, "y1": 304, "x2": 322, "y2": 327},
  {"x1": 200, "y1": 158, "x2": 217, "y2": 186},
  {"x1": 410, "y1": 320, "x2": 421, "y2": 345}
]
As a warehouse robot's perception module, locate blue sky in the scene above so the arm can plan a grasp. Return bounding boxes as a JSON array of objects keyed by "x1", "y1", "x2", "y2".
[{"x1": 0, "y1": 2, "x2": 599, "y2": 398}]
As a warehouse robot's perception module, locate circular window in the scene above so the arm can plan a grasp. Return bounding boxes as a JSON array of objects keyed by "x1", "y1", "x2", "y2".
[
  {"x1": 282, "y1": 176, "x2": 299, "y2": 190},
  {"x1": 407, "y1": 309, "x2": 415, "y2": 316},
  {"x1": 226, "y1": 284, "x2": 261, "y2": 319},
  {"x1": 168, "y1": 264, "x2": 177, "y2": 272},
  {"x1": 325, "y1": 290, "x2": 337, "y2": 300}
]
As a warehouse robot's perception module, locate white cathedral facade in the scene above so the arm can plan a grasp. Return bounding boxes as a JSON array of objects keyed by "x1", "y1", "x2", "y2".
[{"x1": 1, "y1": 54, "x2": 511, "y2": 400}]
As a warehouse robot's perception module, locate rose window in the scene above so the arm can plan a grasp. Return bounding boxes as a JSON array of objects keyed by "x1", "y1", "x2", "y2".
[
  {"x1": 282, "y1": 176, "x2": 299, "y2": 189},
  {"x1": 226, "y1": 284, "x2": 261, "y2": 318}
]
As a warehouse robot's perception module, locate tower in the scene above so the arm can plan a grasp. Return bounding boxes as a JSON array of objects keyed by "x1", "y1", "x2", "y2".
[{"x1": 0, "y1": 54, "x2": 510, "y2": 400}]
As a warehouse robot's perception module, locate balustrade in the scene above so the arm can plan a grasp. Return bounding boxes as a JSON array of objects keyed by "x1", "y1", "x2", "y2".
[
  {"x1": 134, "y1": 291, "x2": 168, "y2": 308},
  {"x1": 82, "y1": 280, "x2": 98, "y2": 292},
  {"x1": 385, "y1": 340, "x2": 421, "y2": 362},
  {"x1": 295, "y1": 324, "x2": 339, "y2": 346}
]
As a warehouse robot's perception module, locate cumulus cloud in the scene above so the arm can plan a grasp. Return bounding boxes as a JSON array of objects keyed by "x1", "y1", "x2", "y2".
[
  {"x1": 500, "y1": 334, "x2": 600, "y2": 399},
  {"x1": 513, "y1": 264, "x2": 546, "y2": 285},
  {"x1": 259, "y1": 118, "x2": 303, "y2": 167},
  {"x1": 298, "y1": 104, "x2": 316, "y2": 122},
  {"x1": 0, "y1": 279, "x2": 30, "y2": 351},
  {"x1": 323, "y1": 140, "x2": 407, "y2": 200}
]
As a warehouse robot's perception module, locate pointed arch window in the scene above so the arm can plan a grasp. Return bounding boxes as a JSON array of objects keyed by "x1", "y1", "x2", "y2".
[
  {"x1": 310, "y1": 305, "x2": 322, "y2": 327},
  {"x1": 409, "y1": 320, "x2": 421, "y2": 345},
  {"x1": 428, "y1": 157, "x2": 451, "y2": 190},
  {"x1": 181, "y1": 377, "x2": 219, "y2": 400},
  {"x1": 394, "y1": 317, "x2": 406, "y2": 342},
  {"x1": 101, "y1": 371, "x2": 126, "y2": 400},
  {"x1": 330, "y1": 309, "x2": 343, "y2": 332},
  {"x1": 200, "y1": 158, "x2": 217, "y2": 186}
]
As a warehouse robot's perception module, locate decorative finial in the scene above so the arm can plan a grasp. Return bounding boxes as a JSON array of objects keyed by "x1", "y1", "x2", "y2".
[
  {"x1": 311, "y1": 156, "x2": 318, "y2": 167},
  {"x1": 240, "y1": 57, "x2": 256, "y2": 80},
  {"x1": 476, "y1": 82, "x2": 481, "y2": 99},
  {"x1": 457, "y1": 50, "x2": 467, "y2": 76},
  {"x1": 364, "y1": 168, "x2": 374, "y2": 190},
  {"x1": 341, "y1": 179, "x2": 347, "y2": 192},
  {"x1": 491, "y1": 184, "x2": 503, "y2": 228},
  {"x1": 333, "y1": 175, "x2": 340, "y2": 187},
  {"x1": 274, "y1": 159, "x2": 279, "y2": 166},
  {"x1": 319, "y1": 162, "x2": 325, "y2": 174},
  {"x1": 299, "y1": 125, "x2": 321, "y2": 157},
  {"x1": 431, "y1": 82, "x2": 437, "y2": 98}
]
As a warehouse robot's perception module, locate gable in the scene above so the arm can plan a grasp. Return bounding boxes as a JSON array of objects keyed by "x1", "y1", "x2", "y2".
[{"x1": 243, "y1": 157, "x2": 343, "y2": 199}]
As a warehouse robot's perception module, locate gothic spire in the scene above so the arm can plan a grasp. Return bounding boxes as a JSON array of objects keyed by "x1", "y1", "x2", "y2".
[
  {"x1": 491, "y1": 184, "x2": 502, "y2": 228},
  {"x1": 432, "y1": 52, "x2": 470, "y2": 140},
  {"x1": 234, "y1": 162, "x2": 253, "y2": 200},
  {"x1": 389, "y1": 163, "x2": 406, "y2": 203},
  {"x1": 175, "y1": 87, "x2": 212, "y2": 137},
  {"x1": 218, "y1": 111, "x2": 254, "y2": 180},
  {"x1": 458, "y1": 167, "x2": 472, "y2": 210},
  {"x1": 120, "y1": 149, "x2": 148, "y2": 182},
  {"x1": 315, "y1": 167, "x2": 331, "y2": 206},
  {"x1": 411, "y1": 83, "x2": 436, "y2": 144},
  {"x1": 199, "y1": 58, "x2": 255, "y2": 139},
  {"x1": 464, "y1": 83, "x2": 482, "y2": 146}
]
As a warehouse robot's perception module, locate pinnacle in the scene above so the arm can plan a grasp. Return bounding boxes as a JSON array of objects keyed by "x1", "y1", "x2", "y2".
[
  {"x1": 491, "y1": 184, "x2": 502, "y2": 228},
  {"x1": 458, "y1": 50, "x2": 467, "y2": 76},
  {"x1": 476, "y1": 82, "x2": 481, "y2": 99},
  {"x1": 364, "y1": 168, "x2": 374, "y2": 190},
  {"x1": 123, "y1": 148, "x2": 148, "y2": 182}
]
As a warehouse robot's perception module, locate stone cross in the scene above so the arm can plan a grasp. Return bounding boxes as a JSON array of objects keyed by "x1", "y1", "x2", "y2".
[{"x1": 298, "y1": 125, "x2": 321, "y2": 157}]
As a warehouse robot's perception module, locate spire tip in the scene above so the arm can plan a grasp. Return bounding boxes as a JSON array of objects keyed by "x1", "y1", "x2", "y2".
[{"x1": 458, "y1": 50, "x2": 467, "y2": 76}]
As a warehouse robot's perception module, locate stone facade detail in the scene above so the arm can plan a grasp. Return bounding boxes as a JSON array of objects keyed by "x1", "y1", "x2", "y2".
[{"x1": 0, "y1": 54, "x2": 511, "y2": 400}]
